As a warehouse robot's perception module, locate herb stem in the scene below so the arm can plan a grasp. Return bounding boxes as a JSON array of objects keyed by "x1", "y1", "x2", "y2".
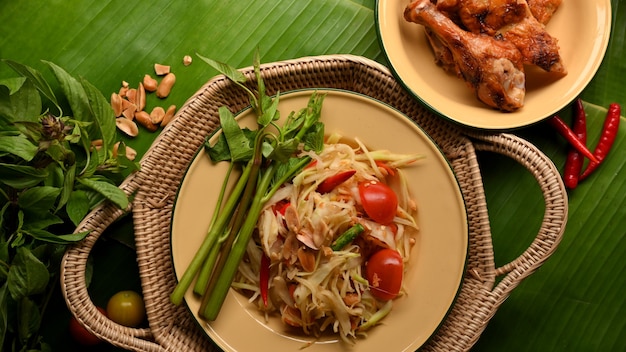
[
  {"x1": 200, "y1": 163, "x2": 277, "y2": 320},
  {"x1": 170, "y1": 161, "x2": 253, "y2": 305}
]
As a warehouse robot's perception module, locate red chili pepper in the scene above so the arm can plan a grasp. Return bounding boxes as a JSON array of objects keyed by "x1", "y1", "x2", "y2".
[
  {"x1": 260, "y1": 253, "x2": 270, "y2": 308},
  {"x1": 272, "y1": 200, "x2": 290, "y2": 216},
  {"x1": 579, "y1": 103, "x2": 621, "y2": 181},
  {"x1": 316, "y1": 169, "x2": 356, "y2": 194},
  {"x1": 375, "y1": 160, "x2": 396, "y2": 176},
  {"x1": 549, "y1": 116, "x2": 599, "y2": 164},
  {"x1": 563, "y1": 99, "x2": 588, "y2": 189}
]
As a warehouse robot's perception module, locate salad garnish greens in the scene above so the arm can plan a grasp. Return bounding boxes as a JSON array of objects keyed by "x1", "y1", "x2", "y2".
[
  {"x1": 0, "y1": 59, "x2": 136, "y2": 351},
  {"x1": 169, "y1": 51, "x2": 326, "y2": 320}
]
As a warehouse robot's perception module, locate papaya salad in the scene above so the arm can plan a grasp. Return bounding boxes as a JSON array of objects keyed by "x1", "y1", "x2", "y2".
[
  {"x1": 169, "y1": 55, "x2": 423, "y2": 344},
  {"x1": 232, "y1": 134, "x2": 421, "y2": 341}
]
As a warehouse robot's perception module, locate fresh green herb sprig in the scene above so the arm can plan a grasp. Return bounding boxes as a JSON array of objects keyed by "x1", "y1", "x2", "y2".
[
  {"x1": 0, "y1": 60, "x2": 137, "y2": 351},
  {"x1": 169, "y1": 52, "x2": 325, "y2": 321}
]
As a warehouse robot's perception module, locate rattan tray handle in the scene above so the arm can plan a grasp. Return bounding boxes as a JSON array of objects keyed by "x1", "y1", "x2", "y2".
[
  {"x1": 60, "y1": 175, "x2": 165, "y2": 352},
  {"x1": 423, "y1": 131, "x2": 567, "y2": 351}
]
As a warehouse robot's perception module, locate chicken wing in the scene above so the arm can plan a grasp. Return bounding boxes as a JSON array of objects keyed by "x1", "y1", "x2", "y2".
[{"x1": 405, "y1": 0, "x2": 525, "y2": 111}]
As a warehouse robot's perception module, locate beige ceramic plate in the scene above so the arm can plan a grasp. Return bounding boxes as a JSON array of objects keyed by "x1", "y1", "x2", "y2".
[
  {"x1": 376, "y1": 0, "x2": 611, "y2": 130},
  {"x1": 171, "y1": 90, "x2": 468, "y2": 351}
]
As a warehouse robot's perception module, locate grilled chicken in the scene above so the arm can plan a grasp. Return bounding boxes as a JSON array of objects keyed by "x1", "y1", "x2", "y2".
[
  {"x1": 526, "y1": 0, "x2": 562, "y2": 24},
  {"x1": 434, "y1": 0, "x2": 566, "y2": 74},
  {"x1": 405, "y1": 0, "x2": 525, "y2": 111}
]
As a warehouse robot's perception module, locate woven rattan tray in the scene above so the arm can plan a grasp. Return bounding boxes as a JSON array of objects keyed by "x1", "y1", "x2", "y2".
[{"x1": 60, "y1": 55, "x2": 568, "y2": 351}]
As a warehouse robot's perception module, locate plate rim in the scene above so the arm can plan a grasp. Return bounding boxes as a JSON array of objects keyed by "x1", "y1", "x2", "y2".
[
  {"x1": 169, "y1": 88, "x2": 470, "y2": 351},
  {"x1": 374, "y1": 0, "x2": 613, "y2": 130}
]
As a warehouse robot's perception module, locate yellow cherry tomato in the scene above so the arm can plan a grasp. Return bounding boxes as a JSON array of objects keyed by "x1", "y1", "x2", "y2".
[{"x1": 106, "y1": 290, "x2": 146, "y2": 327}]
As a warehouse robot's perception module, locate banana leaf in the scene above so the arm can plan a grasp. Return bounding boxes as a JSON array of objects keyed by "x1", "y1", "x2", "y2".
[{"x1": 0, "y1": 0, "x2": 624, "y2": 351}]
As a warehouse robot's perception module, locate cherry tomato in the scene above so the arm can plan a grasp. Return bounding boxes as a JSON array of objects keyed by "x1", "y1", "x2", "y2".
[
  {"x1": 365, "y1": 249, "x2": 403, "y2": 301},
  {"x1": 106, "y1": 290, "x2": 146, "y2": 327},
  {"x1": 358, "y1": 181, "x2": 398, "y2": 224},
  {"x1": 69, "y1": 307, "x2": 106, "y2": 346}
]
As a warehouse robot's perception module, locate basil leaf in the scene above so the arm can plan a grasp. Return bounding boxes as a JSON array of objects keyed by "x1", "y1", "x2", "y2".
[
  {"x1": 17, "y1": 296, "x2": 40, "y2": 343},
  {"x1": 43, "y1": 61, "x2": 90, "y2": 123},
  {"x1": 56, "y1": 162, "x2": 76, "y2": 211},
  {"x1": 0, "y1": 163, "x2": 48, "y2": 189},
  {"x1": 2, "y1": 59, "x2": 60, "y2": 114},
  {"x1": 80, "y1": 77, "x2": 116, "y2": 156},
  {"x1": 0, "y1": 78, "x2": 42, "y2": 123},
  {"x1": 7, "y1": 247, "x2": 49, "y2": 300},
  {"x1": 78, "y1": 177, "x2": 128, "y2": 209},
  {"x1": 0, "y1": 283, "x2": 8, "y2": 348},
  {"x1": 24, "y1": 228, "x2": 89, "y2": 244},
  {"x1": 17, "y1": 186, "x2": 61, "y2": 214},
  {"x1": 0, "y1": 76, "x2": 27, "y2": 94},
  {"x1": 197, "y1": 54, "x2": 247, "y2": 84},
  {"x1": 22, "y1": 212, "x2": 63, "y2": 231},
  {"x1": 219, "y1": 106, "x2": 254, "y2": 162},
  {"x1": 0, "y1": 135, "x2": 38, "y2": 161},
  {"x1": 66, "y1": 190, "x2": 90, "y2": 226}
]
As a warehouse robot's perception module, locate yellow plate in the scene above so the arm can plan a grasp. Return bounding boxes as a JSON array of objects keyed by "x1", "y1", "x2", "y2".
[
  {"x1": 171, "y1": 90, "x2": 468, "y2": 351},
  {"x1": 376, "y1": 0, "x2": 611, "y2": 130}
]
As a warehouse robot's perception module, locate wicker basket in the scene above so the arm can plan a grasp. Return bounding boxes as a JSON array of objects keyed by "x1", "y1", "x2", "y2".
[{"x1": 60, "y1": 55, "x2": 568, "y2": 351}]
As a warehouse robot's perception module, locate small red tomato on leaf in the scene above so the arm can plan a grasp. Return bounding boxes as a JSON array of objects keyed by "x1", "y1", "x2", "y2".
[
  {"x1": 69, "y1": 307, "x2": 106, "y2": 346},
  {"x1": 358, "y1": 181, "x2": 398, "y2": 224},
  {"x1": 366, "y1": 248, "x2": 404, "y2": 301}
]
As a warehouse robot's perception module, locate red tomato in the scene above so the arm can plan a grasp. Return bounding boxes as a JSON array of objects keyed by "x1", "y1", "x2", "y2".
[
  {"x1": 69, "y1": 307, "x2": 106, "y2": 346},
  {"x1": 358, "y1": 181, "x2": 398, "y2": 224},
  {"x1": 106, "y1": 290, "x2": 146, "y2": 327},
  {"x1": 365, "y1": 249, "x2": 403, "y2": 301}
]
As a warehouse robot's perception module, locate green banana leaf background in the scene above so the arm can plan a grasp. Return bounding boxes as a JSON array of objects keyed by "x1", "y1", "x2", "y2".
[{"x1": 1, "y1": 0, "x2": 624, "y2": 351}]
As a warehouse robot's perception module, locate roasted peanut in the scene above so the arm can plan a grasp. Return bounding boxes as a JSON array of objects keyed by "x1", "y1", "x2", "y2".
[
  {"x1": 116, "y1": 117, "x2": 139, "y2": 137},
  {"x1": 161, "y1": 105, "x2": 177, "y2": 126},
  {"x1": 136, "y1": 83, "x2": 146, "y2": 112},
  {"x1": 126, "y1": 88, "x2": 137, "y2": 105},
  {"x1": 142, "y1": 74, "x2": 158, "y2": 92},
  {"x1": 135, "y1": 110, "x2": 158, "y2": 132},
  {"x1": 154, "y1": 63, "x2": 170, "y2": 76},
  {"x1": 297, "y1": 247, "x2": 316, "y2": 273},
  {"x1": 122, "y1": 101, "x2": 137, "y2": 120},
  {"x1": 150, "y1": 106, "x2": 165, "y2": 125},
  {"x1": 110, "y1": 93, "x2": 123, "y2": 117},
  {"x1": 118, "y1": 86, "x2": 128, "y2": 98},
  {"x1": 183, "y1": 55, "x2": 192, "y2": 66},
  {"x1": 156, "y1": 73, "x2": 176, "y2": 99},
  {"x1": 113, "y1": 141, "x2": 137, "y2": 161}
]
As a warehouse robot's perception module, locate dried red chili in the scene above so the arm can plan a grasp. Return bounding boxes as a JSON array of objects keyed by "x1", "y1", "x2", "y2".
[
  {"x1": 563, "y1": 99, "x2": 588, "y2": 189},
  {"x1": 579, "y1": 103, "x2": 621, "y2": 181}
]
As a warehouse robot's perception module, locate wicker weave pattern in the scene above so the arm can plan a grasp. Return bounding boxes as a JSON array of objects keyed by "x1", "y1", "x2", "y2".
[{"x1": 60, "y1": 55, "x2": 567, "y2": 352}]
